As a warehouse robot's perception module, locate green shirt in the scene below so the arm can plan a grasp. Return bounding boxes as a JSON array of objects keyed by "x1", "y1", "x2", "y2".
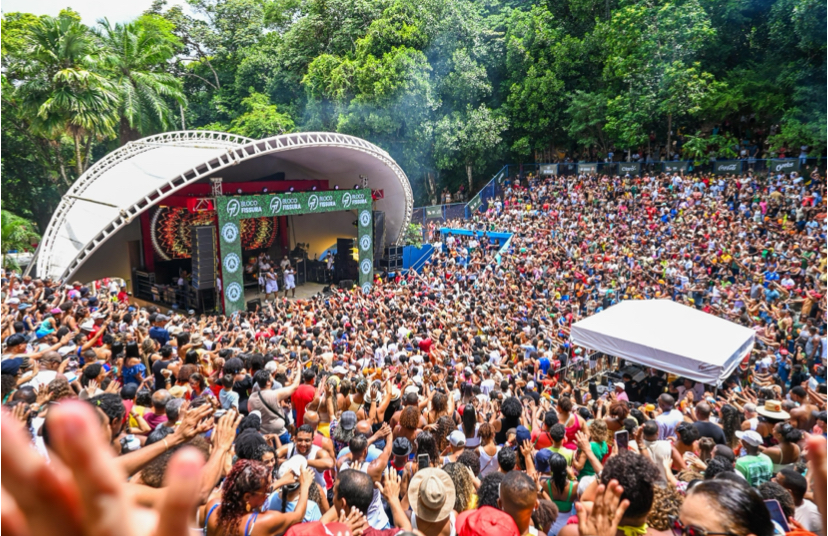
[
  {"x1": 579, "y1": 441, "x2": 608, "y2": 479},
  {"x1": 548, "y1": 445, "x2": 575, "y2": 467},
  {"x1": 735, "y1": 453, "x2": 773, "y2": 487}
]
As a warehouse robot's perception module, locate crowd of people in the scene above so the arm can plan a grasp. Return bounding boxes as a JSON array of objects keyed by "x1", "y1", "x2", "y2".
[{"x1": 1, "y1": 166, "x2": 826, "y2": 536}]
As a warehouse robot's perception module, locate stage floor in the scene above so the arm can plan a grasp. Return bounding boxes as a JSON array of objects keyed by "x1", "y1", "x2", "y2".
[{"x1": 244, "y1": 282, "x2": 327, "y2": 302}]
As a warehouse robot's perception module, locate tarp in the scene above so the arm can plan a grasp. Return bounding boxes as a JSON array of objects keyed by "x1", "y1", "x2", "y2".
[{"x1": 570, "y1": 300, "x2": 755, "y2": 385}]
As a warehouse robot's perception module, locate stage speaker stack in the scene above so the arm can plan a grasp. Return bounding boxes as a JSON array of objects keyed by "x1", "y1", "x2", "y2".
[
  {"x1": 191, "y1": 226, "x2": 216, "y2": 290},
  {"x1": 246, "y1": 298, "x2": 261, "y2": 312},
  {"x1": 336, "y1": 238, "x2": 355, "y2": 262},
  {"x1": 379, "y1": 245, "x2": 403, "y2": 271},
  {"x1": 373, "y1": 211, "x2": 386, "y2": 263}
]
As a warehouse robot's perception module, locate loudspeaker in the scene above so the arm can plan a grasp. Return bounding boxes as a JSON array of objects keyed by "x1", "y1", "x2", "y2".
[
  {"x1": 191, "y1": 226, "x2": 216, "y2": 290},
  {"x1": 339, "y1": 279, "x2": 354, "y2": 289},
  {"x1": 373, "y1": 211, "x2": 385, "y2": 261},
  {"x1": 336, "y1": 239, "x2": 354, "y2": 265},
  {"x1": 246, "y1": 298, "x2": 261, "y2": 312}
]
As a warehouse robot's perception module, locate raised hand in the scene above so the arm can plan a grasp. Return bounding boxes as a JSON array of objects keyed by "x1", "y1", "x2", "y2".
[
  {"x1": 337, "y1": 506, "x2": 368, "y2": 536},
  {"x1": 575, "y1": 479, "x2": 629, "y2": 536},
  {"x1": 1, "y1": 402, "x2": 205, "y2": 536}
]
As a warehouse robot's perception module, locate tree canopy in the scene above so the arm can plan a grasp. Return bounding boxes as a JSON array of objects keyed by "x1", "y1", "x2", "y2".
[{"x1": 2, "y1": 0, "x2": 825, "y2": 225}]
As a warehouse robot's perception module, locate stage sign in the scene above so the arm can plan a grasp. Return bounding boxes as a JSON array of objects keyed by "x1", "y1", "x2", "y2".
[{"x1": 216, "y1": 188, "x2": 374, "y2": 313}]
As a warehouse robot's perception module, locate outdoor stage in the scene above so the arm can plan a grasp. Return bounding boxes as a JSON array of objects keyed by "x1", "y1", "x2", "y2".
[{"x1": 29, "y1": 131, "x2": 414, "y2": 314}]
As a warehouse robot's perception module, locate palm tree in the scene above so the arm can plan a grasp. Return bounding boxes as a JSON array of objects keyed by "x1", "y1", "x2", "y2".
[
  {"x1": 1, "y1": 210, "x2": 41, "y2": 270},
  {"x1": 16, "y1": 13, "x2": 119, "y2": 177},
  {"x1": 95, "y1": 16, "x2": 186, "y2": 145}
]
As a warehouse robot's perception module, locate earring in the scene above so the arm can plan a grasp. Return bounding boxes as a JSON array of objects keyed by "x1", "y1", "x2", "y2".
[{"x1": 246, "y1": 503, "x2": 251, "y2": 512}]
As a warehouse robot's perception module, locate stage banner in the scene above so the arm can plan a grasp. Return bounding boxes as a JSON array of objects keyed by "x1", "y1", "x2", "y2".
[
  {"x1": 540, "y1": 164, "x2": 558, "y2": 176},
  {"x1": 618, "y1": 162, "x2": 640, "y2": 175},
  {"x1": 494, "y1": 168, "x2": 507, "y2": 184},
  {"x1": 663, "y1": 161, "x2": 688, "y2": 173},
  {"x1": 578, "y1": 163, "x2": 597, "y2": 175},
  {"x1": 713, "y1": 160, "x2": 741, "y2": 174},
  {"x1": 216, "y1": 188, "x2": 374, "y2": 313},
  {"x1": 425, "y1": 206, "x2": 443, "y2": 219},
  {"x1": 468, "y1": 194, "x2": 483, "y2": 214},
  {"x1": 769, "y1": 159, "x2": 800, "y2": 174}
]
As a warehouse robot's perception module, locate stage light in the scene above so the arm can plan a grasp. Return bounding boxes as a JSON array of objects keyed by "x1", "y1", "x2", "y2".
[
  {"x1": 289, "y1": 187, "x2": 294, "y2": 192},
  {"x1": 353, "y1": 184, "x2": 359, "y2": 189},
  {"x1": 237, "y1": 188, "x2": 243, "y2": 194},
  {"x1": 334, "y1": 185, "x2": 339, "y2": 190},
  {"x1": 312, "y1": 186, "x2": 317, "y2": 191},
  {"x1": 263, "y1": 187, "x2": 268, "y2": 193}
]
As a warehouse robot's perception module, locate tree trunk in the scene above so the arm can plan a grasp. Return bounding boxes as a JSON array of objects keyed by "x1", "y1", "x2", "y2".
[
  {"x1": 119, "y1": 116, "x2": 141, "y2": 146},
  {"x1": 73, "y1": 133, "x2": 83, "y2": 178},
  {"x1": 466, "y1": 164, "x2": 473, "y2": 192},
  {"x1": 180, "y1": 104, "x2": 187, "y2": 130},
  {"x1": 666, "y1": 113, "x2": 672, "y2": 161}
]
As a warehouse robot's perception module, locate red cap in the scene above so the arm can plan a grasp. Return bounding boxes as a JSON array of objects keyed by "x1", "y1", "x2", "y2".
[{"x1": 456, "y1": 506, "x2": 520, "y2": 536}]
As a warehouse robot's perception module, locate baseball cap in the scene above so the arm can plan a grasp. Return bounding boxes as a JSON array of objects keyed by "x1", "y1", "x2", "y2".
[
  {"x1": 735, "y1": 430, "x2": 763, "y2": 447},
  {"x1": 279, "y1": 455, "x2": 308, "y2": 491},
  {"x1": 339, "y1": 411, "x2": 357, "y2": 431},
  {"x1": 448, "y1": 430, "x2": 466, "y2": 447},
  {"x1": 6, "y1": 333, "x2": 28, "y2": 347},
  {"x1": 535, "y1": 449, "x2": 554, "y2": 473},
  {"x1": 515, "y1": 425, "x2": 531, "y2": 446},
  {"x1": 456, "y1": 506, "x2": 520, "y2": 536},
  {"x1": 1, "y1": 357, "x2": 25, "y2": 376}
]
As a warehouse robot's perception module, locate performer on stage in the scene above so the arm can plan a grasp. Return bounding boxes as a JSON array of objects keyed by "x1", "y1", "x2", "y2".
[
  {"x1": 283, "y1": 263, "x2": 296, "y2": 298},
  {"x1": 264, "y1": 267, "x2": 279, "y2": 301}
]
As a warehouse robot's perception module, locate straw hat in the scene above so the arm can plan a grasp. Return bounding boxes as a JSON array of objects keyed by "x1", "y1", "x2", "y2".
[
  {"x1": 408, "y1": 468, "x2": 456, "y2": 523},
  {"x1": 755, "y1": 400, "x2": 790, "y2": 421}
]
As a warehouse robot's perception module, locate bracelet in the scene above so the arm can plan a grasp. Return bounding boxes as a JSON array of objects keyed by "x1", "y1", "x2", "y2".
[{"x1": 163, "y1": 439, "x2": 170, "y2": 451}]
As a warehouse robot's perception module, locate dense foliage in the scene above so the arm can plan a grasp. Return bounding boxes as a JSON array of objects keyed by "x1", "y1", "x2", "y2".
[{"x1": 2, "y1": 0, "x2": 825, "y2": 228}]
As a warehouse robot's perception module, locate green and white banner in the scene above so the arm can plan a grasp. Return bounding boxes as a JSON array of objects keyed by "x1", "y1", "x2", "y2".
[
  {"x1": 425, "y1": 206, "x2": 443, "y2": 219},
  {"x1": 769, "y1": 159, "x2": 800, "y2": 174},
  {"x1": 216, "y1": 188, "x2": 374, "y2": 313},
  {"x1": 467, "y1": 194, "x2": 483, "y2": 214},
  {"x1": 663, "y1": 161, "x2": 688, "y2": 173},
  {"x1": 713, "y1": 160, "x2": 741, "y2": 174},
  {"x1": 578, "y1": 163, "x2": 597, "y2": 175},
  {"x1": 618, "y1": 162, "x2": 640, "y2": 175}
]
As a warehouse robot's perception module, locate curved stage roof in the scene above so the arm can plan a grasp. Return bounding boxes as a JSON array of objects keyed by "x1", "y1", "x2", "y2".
[{"x1": 34, "y1": 131, "x2": 414, "y2": 281}]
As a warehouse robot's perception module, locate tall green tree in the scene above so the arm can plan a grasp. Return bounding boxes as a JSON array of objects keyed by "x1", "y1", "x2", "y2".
[
  {"x1": 13, "y1": 12, "x2": 119, "y2": 177},
  {"x1": 1, "y1": 209, "x2": 41, "y2": 270},
  {"x1": 96, "y1": 15, "x2": 186, "y2": 144}
]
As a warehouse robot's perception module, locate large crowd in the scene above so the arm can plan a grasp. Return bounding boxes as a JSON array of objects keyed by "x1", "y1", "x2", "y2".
[{"x1": 1, "y1": 167, "x2": 826, "y2": 536}]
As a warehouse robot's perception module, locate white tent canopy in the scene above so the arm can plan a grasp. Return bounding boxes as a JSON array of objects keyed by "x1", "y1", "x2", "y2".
[{"x1": 570, "y1": 300, "x2": 755, "y2": 385}]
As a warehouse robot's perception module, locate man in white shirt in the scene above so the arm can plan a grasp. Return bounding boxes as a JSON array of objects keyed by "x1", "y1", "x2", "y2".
[{"x1": 776, "y1": 467, "x2": 823, "y2": 536}]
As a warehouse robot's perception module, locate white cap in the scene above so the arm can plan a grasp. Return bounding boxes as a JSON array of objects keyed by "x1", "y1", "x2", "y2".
[{"x1": 447, "y1": 430, "x2": 466, "y2": 447}]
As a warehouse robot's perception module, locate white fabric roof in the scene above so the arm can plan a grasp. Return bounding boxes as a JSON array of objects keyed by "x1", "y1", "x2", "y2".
[
  {"x1": 34, "y1": 131, "x2": 413, "y2": 280},
  {"x1": 570, "y1": 300, "x2": 755, "y2": 385}
]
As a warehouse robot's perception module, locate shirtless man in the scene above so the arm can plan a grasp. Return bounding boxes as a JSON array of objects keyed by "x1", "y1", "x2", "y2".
[{"x1": 789, "y1": 386, "x2": 819, "y2": 431}]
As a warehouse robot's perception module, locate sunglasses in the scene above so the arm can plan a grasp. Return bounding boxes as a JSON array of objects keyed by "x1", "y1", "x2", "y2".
[{"x1": 669, "y1": 517, "x2": 738, "y2": 536}]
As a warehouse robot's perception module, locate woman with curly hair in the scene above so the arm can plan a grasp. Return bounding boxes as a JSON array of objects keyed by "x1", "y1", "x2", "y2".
[
  {"x1": 604, "y1": 399, "x2": 630, "y2": 432},
  {"x1": 435, "y1": 415, "x2": 455, "y2": 455},
  {"x1": 573, "y1": 419, "x2": 608, "y2": 480},
  {"x1": 476, "y1": 422, "x2": 501, "y2": 477},
  {"x1": 489, "y1": 395, "x2": 523, "y2": 445},
  {"x1": 718, "y1": 404, "x2": 742, "y2": 449},
  {"x1": 531, "y1": 500, "x2": 559, "y2": 536},
  {"x1": 647, "y1": 483, "x2": 683, "y2": 531},
  {"x1": 427, "y1": 390, "x2": 452, "y2": 425},
  {"x1": 395, "y1": 405, "x2": 421, "y2": 445},
  {"x1": 443, "y1": 462, "x2": 475, "y2": 512},
  {"x1": 413, "y1": 430, "x2": 441, "y2": 469},
  {"x1": 200, "y1": 459, "x2": 314, "y2": 536}
]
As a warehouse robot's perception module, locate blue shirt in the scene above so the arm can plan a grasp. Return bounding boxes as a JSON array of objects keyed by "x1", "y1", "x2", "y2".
[
  {"x1": 149, "y1": 326, "x2": 170, "y2": 346},
  {"x1": 263, "y1": 494, "x2": 322, "y2": 521},
  {"x1": 337, "y1": 444, "x2": 382, "y2": 461},
  {"x1": 122, "y1": 363, "x2": 146, "y2": 385}
]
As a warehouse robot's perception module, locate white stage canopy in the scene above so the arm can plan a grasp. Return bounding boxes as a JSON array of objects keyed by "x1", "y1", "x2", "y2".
[{"x1": 570, "y1": 300, "x2": 755, "y2": 385}]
